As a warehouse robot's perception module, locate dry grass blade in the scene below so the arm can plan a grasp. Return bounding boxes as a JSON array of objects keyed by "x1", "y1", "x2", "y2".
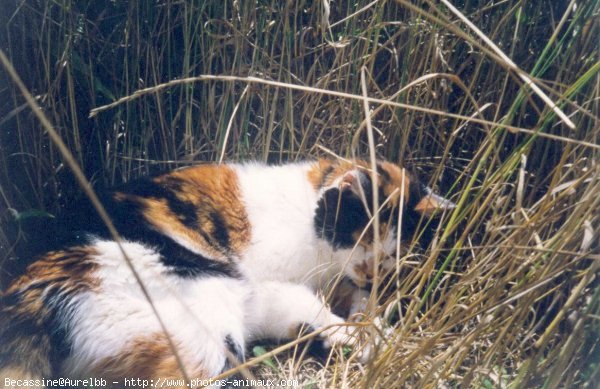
[
  {"x1": 0, "y1": 48, "x2": 195, "y2": 383},
  {"x1": 89, "y1": 74, "x2": 599, "y2": 150},
  {"x1": 219, "y1": 84, "x2": 250, "y2": 164},
  {"x1": 1, "y1": 1, "x2": 597, "y2": 387},
  {"x1": 360, "y1": 66, "x2": 381, "y2": 302},
  {"x1": 438, "y1": 0, "x2": 576, "y2": 130}
]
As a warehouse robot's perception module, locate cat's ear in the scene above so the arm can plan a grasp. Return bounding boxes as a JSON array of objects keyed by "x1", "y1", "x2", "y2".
[{"x1": 414, "y1": 187, "x2": 455, "y2": 216}]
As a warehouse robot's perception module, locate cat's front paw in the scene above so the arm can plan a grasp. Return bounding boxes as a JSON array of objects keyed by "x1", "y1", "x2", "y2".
[
  {"x1": 318, "y1": 318, "x2": 389, "y2": 363},
  {"x1": 319, "y1": 322, "x2": 357, "y2": 349},
  {"x1": 352, "y1": 316, "x2": 393, "y2": 363},
  {"x1": 314, "y1": 317, "x2": 394, "y2": 363}
]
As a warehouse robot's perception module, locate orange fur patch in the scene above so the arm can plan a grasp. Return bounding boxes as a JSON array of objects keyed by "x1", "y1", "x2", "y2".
[
  {"x1": 1, "y1": 247, "x2": 100, "y2": 381},
  {"x1": 0, "y1": 366, "x2": 45, "y2": 388},
  {"x1": 91, "y1": 334, "x2": 207, "y2": 388},
  {"x1": 7, "y1": 247, "x2": 100, "y2": 296},
  {"x1": 353, "y1": 260, "x2": 374, "y2": 284},
  {"x1": 115, "y1": 165, "x2": 251, "y2": 261},
  {"x1": 378, "y1": 161, "x2": 412, "y2": 207},
  {"x1": 307, "y1": 158, "x2": 334, "y2": 190}
]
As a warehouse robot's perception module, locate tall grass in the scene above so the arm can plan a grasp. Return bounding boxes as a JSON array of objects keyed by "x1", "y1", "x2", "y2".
[{"x1": 1, "y1": 0, "x2": 598, "y2": 387}]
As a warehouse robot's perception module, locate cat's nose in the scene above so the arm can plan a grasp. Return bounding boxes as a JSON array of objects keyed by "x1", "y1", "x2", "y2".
[
  {"x1": 351, "y1": 255, "x2": 398, "y2": 287},
  {"x1": 380, "y1": 253, "x2": 398, "y2": 272},
  {"x1": 351, "y1": 277, "x2": 368, "y2": 288}
]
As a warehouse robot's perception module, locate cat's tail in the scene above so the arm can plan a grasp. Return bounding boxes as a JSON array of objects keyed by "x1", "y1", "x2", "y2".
[
  {"x1": 1, "y1": 245, "x2": 100, "y2": 389},
  {"x1": 0, "y1": 290, "x2": 53, "y2": 388}
]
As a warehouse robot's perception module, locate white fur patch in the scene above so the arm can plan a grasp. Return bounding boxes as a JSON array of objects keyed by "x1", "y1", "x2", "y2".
[
  {"x1": 244, "y1": 280, "x2": 350, "y2": 344},
  {"x1": 234, "y1": 163, "x2": 343, "y2": 288},
  {"x1": 234, "y1": 162, "x2": 398, "y2": 289},
  {"x1": 63, "y1": 239, "x2": 247, "y2": 377}
]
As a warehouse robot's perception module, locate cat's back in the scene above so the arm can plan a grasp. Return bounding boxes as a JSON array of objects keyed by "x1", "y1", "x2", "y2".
[{"x1": 233, "y1": 161, "x2": 319, "y2": 218}]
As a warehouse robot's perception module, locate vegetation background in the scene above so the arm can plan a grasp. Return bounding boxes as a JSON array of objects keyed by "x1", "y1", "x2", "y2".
[{"x1": 0, "y1": 0, "x2": 598, "y2": 387}]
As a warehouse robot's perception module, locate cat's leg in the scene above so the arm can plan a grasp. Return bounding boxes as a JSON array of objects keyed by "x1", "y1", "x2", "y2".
[
  {"x1": 151, "y1": 276, "x2": 248, "y2": 388},
  {"x1": 245, "y1": 281, "x2": 357, "y2": 349}
]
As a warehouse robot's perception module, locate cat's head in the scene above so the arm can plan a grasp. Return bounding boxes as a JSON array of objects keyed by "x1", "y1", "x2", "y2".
[{"x1": 311, "y1": 159, "x2": 455, "y2": 287}]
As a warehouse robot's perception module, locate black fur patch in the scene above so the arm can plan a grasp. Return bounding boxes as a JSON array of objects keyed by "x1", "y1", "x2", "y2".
[
  {"x1": 297, "y1": 324, "x2": 334, "y2": 361},
  {"x1": 221, "y1": 335, "x2": 246, "y2": 388},
  {"x1": 223, "y1": 335, "x2": 245, "y2": 366},
  {"x1": 314, "y1": 187, "x2": 370, "y2": 249},
  {"x1": 0, "y1": 306, "x2": 56, "y2": 375},
  {"x1": 318, "y1": 165, "x2": 335, "y2": 189},
  {"x1": 127, "y1": 177, "x2": 201, "y2": 232},
  {"x1": 209, "y1": 211, "x2": 230, "y2": 251},
  {"x1": 376, "y1": 162, "x2": 391, "y2": 182},
  {"x1": 313, "y1": 170, "x2": 397, "y2": 249},
  {"x1": 54, "y1": 179, "x2": 237, "y2": 279},
  {"x1": 156, "y1": 236, "x2": 235, "y2": 278}
]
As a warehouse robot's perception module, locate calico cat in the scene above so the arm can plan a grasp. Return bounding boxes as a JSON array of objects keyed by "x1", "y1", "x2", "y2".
[{"x1": 0, "y1": 158, "x2": 453, "y2": 388}]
